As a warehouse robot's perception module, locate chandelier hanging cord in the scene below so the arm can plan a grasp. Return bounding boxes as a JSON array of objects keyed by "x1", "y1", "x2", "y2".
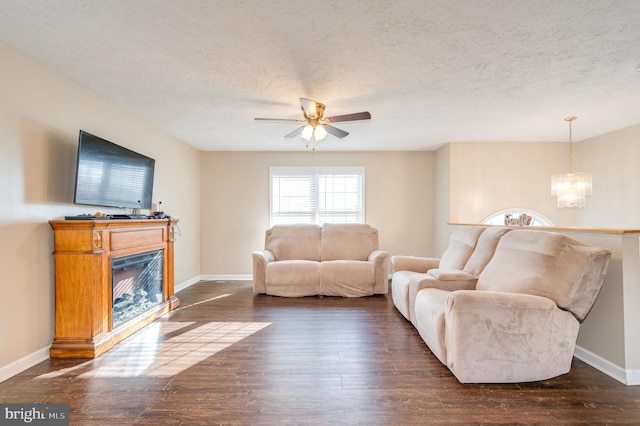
[{"x1": 565, "y1": 116, "x2": 577, "y2": 174}]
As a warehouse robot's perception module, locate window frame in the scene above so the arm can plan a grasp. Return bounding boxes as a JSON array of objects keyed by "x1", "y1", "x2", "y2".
[{"x1": 269, "y1": 166, "x2": 365, "y2": 226}]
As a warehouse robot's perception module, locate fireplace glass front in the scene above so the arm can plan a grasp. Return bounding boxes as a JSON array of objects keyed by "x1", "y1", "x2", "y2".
[{"x1": 112, "y1": 250, "x2": 164, "y2": 328}]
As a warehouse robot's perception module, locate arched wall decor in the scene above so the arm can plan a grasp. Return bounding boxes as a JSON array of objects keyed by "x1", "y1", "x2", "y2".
[{"x1": 481, "y1": 208, "x2": 554, "y2": 227}]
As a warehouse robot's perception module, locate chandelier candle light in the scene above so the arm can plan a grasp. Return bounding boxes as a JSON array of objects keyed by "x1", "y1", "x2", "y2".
[{"x1": 550, "y1": 116, "x2": 592, "y2": 208}]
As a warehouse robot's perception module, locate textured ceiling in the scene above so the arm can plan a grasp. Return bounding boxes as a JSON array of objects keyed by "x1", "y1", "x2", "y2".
[{"x1": 1, "y1": 0, "x2": 640, "y2": 151}]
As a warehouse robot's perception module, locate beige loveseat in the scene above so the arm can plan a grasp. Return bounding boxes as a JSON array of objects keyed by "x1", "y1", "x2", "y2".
[
  {"x1": 252, "y1": 223, "x2": 389, "y2": 297},
  {"x1": 392, "y1": 226, "x2": 611, "y2": 383}
]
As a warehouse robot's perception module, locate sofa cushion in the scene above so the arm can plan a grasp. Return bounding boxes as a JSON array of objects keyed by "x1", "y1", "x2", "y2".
[
  {"x1": 414, "y1": 288, "x2": 450, "y2": 365},
  {"x1": 408, "y1": 272, "x2": 478, "y2": 326},
  {"x1": 265, "y1": 224, "x2": 321, "y2": 261},
  {"x1": 391, "y1": 270, "x2": 415, "y2": 320},
  {"x1": 321, "y1": 223, "x2": 379, "y2": 261},
  {"x1": 265, "y1": 260, "x2": 320, "y2": 296},
  {"x1": 476, "y1": 230, "x2": 611, "y2": 320},
  {"x1": 462, "y1": 226, "x2": 510, "y2": 277},
  {"x1": 320, "y1": 260, "x2": 375, "y2": 297},
  {"x1": 439, "y1": 226, "x2": 485, "y2": 270}
]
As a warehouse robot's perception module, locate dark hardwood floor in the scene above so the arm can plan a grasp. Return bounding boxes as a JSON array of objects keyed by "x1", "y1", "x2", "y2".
[{"x1": 1, "y1": 280, "x2": 639, "y2": 425}]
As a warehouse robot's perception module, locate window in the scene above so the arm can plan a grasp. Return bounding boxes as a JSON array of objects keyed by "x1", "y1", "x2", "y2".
[
  {"x1": 270, "y1": 167, "x2": 364, "y2": 225},
  {"x1": 481, "y1": 208, "x2": 554, "y2": 227}
]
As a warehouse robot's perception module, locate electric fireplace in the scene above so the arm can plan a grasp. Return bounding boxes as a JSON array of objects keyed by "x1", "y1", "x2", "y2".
[
  {"x1": 112, "y1": 250, "x2": 164, "y2": 328},
  {"x1": 49, "y1": 218, "x2": 180, "y2": 359}
]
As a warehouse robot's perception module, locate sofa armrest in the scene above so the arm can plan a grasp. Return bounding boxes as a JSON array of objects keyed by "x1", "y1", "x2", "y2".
[
  {"x1": 369, "y1": 250, "x2": 390, "y2": 294},
  {"x1": 407, "y1": 270, "x2": 477, "y2": 325},
  {"x1": 252, "y1": 250, "x2": 275, "y2": 294},
  {"x1": 428, "y1": 269, "x2": 474, "y2": 281},
  {"x1": 391, "y1": 255, "x2": 439, "y2": 273},
  {"x1": 443, "y1": 290, "x2": 579, "y2": 383}
]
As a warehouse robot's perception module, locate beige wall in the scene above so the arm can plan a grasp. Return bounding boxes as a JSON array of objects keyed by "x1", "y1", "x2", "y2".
[
  {"x1": 446, "y1": 123, "x2": 640, "y2": 229},
  {"x1": 565, "y1": 232, "x2": 626, "y2": 368},
  {"x1": 200, "y1": 151, "x2": 435, "y2": 275},
  {"x1": 433, "y1": 144, "x2": 453, "y2": 254},
  {"x1": 576, "y1": 124, "x2": 640, "y2": 228},
  {"x1": 0, "y1": 43, "x2": 201, "y2": 375},
  {"x1": 449, "y1": 141, "x2": 580, "y2": 227}
]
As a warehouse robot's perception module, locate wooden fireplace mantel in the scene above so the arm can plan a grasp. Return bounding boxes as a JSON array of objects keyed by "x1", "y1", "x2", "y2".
[{"x1": 48, "y1": 218, "x2": 180, "y2": 358}]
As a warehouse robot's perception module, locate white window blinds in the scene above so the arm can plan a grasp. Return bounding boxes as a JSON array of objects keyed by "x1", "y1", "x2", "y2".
[{"x1": 270, "y1": 167, "x2": 364, "y2": 225}]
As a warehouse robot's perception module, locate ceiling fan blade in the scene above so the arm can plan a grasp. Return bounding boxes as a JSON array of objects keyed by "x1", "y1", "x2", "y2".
[
  {"x1": 285, "y1": 126, "x2": 305, "y2": 138},
  {"x1": 255, "y1": 117, "x2": 303, "y2": 122},
  {"x1": 300, "y1": 98, "x2": 319, "y2": 119},
  {"x1": 325, "y1": 111, "x2": 371, "y2": 123},
  {"x1": 324, "y1": 124, "x2": 349, "y2": 138}
]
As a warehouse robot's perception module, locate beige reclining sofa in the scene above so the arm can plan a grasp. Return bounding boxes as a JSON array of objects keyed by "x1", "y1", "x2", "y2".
[
  {"x1": 392, "y1": 226, "x2": 508, "y2": 326},
  {"x1": 392, "y1": 226, "x2": 611, "y2": 383},
  {"x1": 253, "y1": 223, "x2": 389, "y2": 297}
]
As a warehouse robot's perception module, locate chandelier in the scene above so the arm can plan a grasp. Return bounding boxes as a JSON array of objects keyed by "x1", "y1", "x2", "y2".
[{"x1": 550, "y1": 116, "x2": 592, "y2": 208}]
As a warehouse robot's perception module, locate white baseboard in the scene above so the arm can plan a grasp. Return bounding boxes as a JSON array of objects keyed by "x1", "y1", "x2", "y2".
[
  {"x1": 574, "y1": 345, "x2": 640, "y2": 385},
  {"x1": 174, "y1": 275, "x2": 202, "y2": 293},
  {"x1": 627, "y1": 369, "x2": 640, "y2": 386},
  {"x1": 0, "y1": 346, "x2": 49, "y2": 384},
  {"x1": 174, "y1": 275, "x2": 251, "y2": 293},
  {"x1": 199, "y1": 274, "x2": 253, "y2": 281}
]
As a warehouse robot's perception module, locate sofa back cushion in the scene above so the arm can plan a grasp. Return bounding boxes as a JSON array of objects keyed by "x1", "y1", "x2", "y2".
[
  {"x1": 321, "y1": 223, "x2": 379, "y2": 261},
  {"x1": 439, "y1": 226, "x2": 486, "y2": 270},
  {"x1": 265, "y1": 224, "x2": 321, "y2": 261},
  {"x1": 476, "y1": 230, "x2": 611, "y2": 320},
  {"x1": 463, "y1": 226, "x2": 511, "y2": 277}
]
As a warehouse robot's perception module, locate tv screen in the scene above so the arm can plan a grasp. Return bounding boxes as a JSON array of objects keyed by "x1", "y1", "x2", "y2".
[{"x1": 74, "y1": 130, "x2": 155, "y2": 209}]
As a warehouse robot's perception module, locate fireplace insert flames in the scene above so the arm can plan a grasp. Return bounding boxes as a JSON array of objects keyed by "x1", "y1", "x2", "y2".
[{"x1": 112, "y1": 250, "x2": 164, "y2": 328}]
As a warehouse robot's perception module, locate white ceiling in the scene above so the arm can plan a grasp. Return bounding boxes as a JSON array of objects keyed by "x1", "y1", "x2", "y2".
[{"x1": 1, "y1": 1, "x2": 640, "y2": 151}]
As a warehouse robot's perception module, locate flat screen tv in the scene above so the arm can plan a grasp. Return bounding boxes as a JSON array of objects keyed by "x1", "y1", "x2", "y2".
[{"x1": 73, "y1": 130, "x2": 155, "y2": 209}]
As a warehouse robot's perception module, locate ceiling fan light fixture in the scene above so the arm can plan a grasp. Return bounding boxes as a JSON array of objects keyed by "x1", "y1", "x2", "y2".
[
  {"x1": 301, "y1": 125, "x2": 314, "y2": 141},
  {"x1": 254, "y1": 98, "x2": 371, "y2": 149},
  {"x1": 314, "y1": 125, "x2": 327, "y2": 141}
]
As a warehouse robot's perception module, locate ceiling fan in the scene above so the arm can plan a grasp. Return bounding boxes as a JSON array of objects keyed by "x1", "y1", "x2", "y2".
[{"x1": 255, "y1": 98, "x2": 371, "y2": 146}]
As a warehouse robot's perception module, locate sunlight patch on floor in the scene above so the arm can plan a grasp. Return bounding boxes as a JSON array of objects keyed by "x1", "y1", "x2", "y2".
[
  {"x1": 167, "y1": 293, "x2": 232, "y2": 314},
  {"x1": 82, "y1": 321, "x2": 271, "y2": 378},
  {"x1": 37, "y1": 320, "x2": 271, "y2": 379}
]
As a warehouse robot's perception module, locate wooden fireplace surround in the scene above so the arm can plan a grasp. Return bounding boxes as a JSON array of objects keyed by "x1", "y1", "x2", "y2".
[{"x1": 48, "y1": 218, "x2": 180, "y2": 358}]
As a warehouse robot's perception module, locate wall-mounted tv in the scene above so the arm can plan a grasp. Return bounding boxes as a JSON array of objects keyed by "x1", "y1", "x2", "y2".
[{"x1": 73, "y1": 130, "x2": 155, "y2": 209}]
